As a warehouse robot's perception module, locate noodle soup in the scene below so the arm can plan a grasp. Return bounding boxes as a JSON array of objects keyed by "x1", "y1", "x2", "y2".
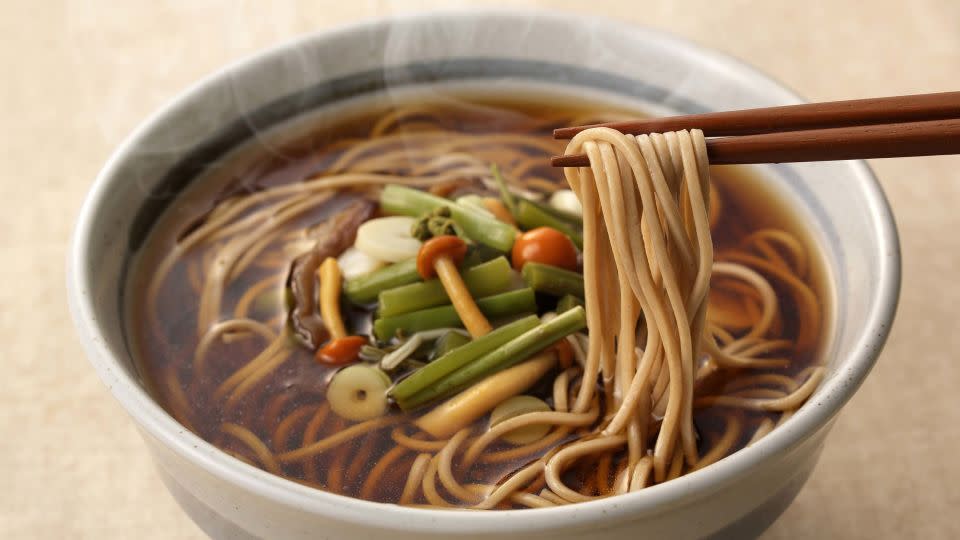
[{"x1": 128, "y1": 91, "x2": 825, "y2": 508}]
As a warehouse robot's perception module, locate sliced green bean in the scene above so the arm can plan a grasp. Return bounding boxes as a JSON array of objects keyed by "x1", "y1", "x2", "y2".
[
  {"x1": 491, "y1": 164, "x2": 518, "y2": 215},
  {"x1": 462, "y1": 244, "x2": 505, "y2": 268},
  {"x1": 526, "y1": 198, "x2": 582, "y2": 225},
  {"x1": 397, "y1": 306, "x2": 586, "y2": 409},
  {"x1": 380, "y1": 185, "x2": 517, "y2": 252},
  {"x1": 430, "y1": 330, "x2": 472, "y2": 361},
  {"x1": 344, "y1": 250, "x2": 500, "y2": 305},
  {"x1": 373, "y1": 288, "x2": 537, "y2": 341},
  {"x1": 556, "y1": 294, "x2": 585, "y2": 314},
  {"x1": 456, "y1": 194, "x2": 494, "y2": 216},
  {"x1": 514, "y1": 200, "x2": 583, "y2": 248},
  {"x1": 391, "y1": 316, "x2": 539, "y2": 403},
  {"x1": 521, "y1": 262, "x2": 585, "y2": 298},
  {"x1": 343, "y1": 258, "x2": 419, "y2": 305},
  {"x1": 378, "y1": 257, "x2": 512, "y2": 317}
]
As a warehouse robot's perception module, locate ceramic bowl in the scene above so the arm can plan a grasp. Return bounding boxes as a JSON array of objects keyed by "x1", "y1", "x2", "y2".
[{"x1": 68, "y1": 10, "x2": 899, "y2": 539}]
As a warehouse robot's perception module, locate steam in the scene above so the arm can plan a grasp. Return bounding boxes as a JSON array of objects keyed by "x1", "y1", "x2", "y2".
[
  {"x1": 65, "y1": 2, "x2": 672, "y2": 189},
  {"x1": 65, "y1": 1, "x2": 488, "y2": 151}
]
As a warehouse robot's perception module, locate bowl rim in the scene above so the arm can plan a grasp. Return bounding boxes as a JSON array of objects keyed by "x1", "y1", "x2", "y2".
[{"x1": 68, "y1": 8, "x2": 901, "y2": 535}]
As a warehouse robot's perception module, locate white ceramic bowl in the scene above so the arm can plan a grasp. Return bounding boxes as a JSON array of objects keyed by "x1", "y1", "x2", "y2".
[{"x1": 68, "y1": 10, "x2": 899, "y2": 540}]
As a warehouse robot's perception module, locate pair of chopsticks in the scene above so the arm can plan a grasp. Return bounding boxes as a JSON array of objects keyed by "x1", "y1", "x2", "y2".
[{"x1": 551, "y1": 91, "x2": 960, "y2": 167}]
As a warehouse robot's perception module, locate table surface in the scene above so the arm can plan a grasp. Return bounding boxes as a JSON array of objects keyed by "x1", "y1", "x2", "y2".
[{"x1": 3, "y1": 1, "x2": 959, "y2": 538}]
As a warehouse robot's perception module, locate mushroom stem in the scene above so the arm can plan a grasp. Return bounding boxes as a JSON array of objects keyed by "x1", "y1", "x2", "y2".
[
  {"x1": 416, "y1": 352, "x2": 557, "y2": 438},
  {"x1": 434, "y1": 256, "x2": 493, "y2": 337},
  {"x1": 319, "y1": 257, "x2": 347, "y2": 339},
  {"x1": 417, "y1": 235, "x2": 493, "y2": 339},
  {"x1": 482, "y1": 197, "x2": 517, "y2": 226}
]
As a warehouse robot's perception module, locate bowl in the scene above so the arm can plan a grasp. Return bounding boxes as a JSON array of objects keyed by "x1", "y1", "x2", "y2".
[{"x1": 68, "y1": 10, "x2": 899, "y2": 540}]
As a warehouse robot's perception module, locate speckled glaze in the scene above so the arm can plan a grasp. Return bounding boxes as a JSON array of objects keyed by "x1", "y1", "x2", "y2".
[{"x1": 68, "y1": 10, "x2": 899, "y2": 540}]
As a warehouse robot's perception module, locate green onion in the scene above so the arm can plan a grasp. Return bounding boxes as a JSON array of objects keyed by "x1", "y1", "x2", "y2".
[
  {"x1": 380, "y1": 185, "x2": 517, "y2": 252},
  {"x1": 372, "y1": 288, "x2": 537, "y2": 341},
  {"x1": 396, "y1": 306, "x2": 586, "y2": 409},
  {"x1": 489, "y1": 395, "x2": 552, "y2": 445},
  {"x1": 377, "y1": 257, "x2": 512, "y2": 317},
  {"x1": 327, "y1": 365, "x2": 391, "y2": 421},
  {"x1": 521, "y1": 262, "x2": 585, "y2": 298},
  {"x1": 390, "y1": 316, "x2": 539, "y2": 404},
  {"x1": 515, "y1": 199, "x2": 583, "y2": 248}
]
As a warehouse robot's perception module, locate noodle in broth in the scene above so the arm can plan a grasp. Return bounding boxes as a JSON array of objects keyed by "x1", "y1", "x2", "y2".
[{"x1": 129, "y1": 94, "x2": 824, "y2": 509}]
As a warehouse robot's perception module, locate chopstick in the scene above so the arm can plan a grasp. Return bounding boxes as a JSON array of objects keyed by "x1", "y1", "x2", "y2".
[
  {"x1": 552, "y1": 118, "x2": 960, "y2": 166},
  {"x1": 550, "y1": 91, "x2": 960, "y2": 167},
  {"x1": 554, "y1": 91, "x2": 960, "y2": 139}
]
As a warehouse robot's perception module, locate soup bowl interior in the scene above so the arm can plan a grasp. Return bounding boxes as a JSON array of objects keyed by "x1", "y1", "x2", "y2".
[{"x1": 68, "y1": 10, "x2": 899, "y2": 540}]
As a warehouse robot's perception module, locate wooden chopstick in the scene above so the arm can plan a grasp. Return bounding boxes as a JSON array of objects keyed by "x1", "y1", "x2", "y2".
[
  {"x1": 553, "y1": 91, "x2": 960, "y2": 139},
  {"x1": 551, "y1": 118, "x2": 960, "y2": 167},
  {"x1": 550, "y1": 91, "x2": 960, "y2": 167}
]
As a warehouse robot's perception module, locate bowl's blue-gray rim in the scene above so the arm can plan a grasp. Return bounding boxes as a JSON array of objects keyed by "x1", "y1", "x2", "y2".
[{"x1": 68, "y1": 9, "x2": 901, "y2": 536}]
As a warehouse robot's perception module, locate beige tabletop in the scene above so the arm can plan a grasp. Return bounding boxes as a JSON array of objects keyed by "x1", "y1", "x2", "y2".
[{"x1": 3, "y1": 1, "x2": 959, "y2": 538}]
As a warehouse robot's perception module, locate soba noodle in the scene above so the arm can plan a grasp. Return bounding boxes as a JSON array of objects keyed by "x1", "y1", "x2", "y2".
[{"x1": 132, "y1": 99, "x2": 824, "y2": 509}]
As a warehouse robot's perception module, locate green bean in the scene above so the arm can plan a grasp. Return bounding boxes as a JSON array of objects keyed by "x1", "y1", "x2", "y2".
[
  {"x1": 343, "y1": 258, "x2": 419, "y2": 305},
  {"x1": 491, "y1": 164, "x2": 518, "y2": 215},
  {"x1": 390, "y1": 316, "x2": 539, "y2": 404},
  {"x1": 521, "y1": 262, "x2": 585, "y2": 298},
  {"x1": 514, "y1": 200, "x2": 583, "y2": 248},
  {"x1": 378, "y1": 257, "x2": 512, "y2": 317},
  {"x1": 430, "y1": 331, "x2": 472, "y2": 361},
  {"x1": 462, "y1": 244, "x2": 505, "y2": 268},
  {"x1": 372, "y1": 288, "x2": 537, "y2": 341},
  {"x1": 344, "y1": 249, "x2": 500, "y2": 305},
  {"x1": 526, "y1": 198, "x2": 582, "y2": 225},
  {"x1": 556, "y1": 294, "x2": 585, "y2": 314},
  {"x1": 397, "y1": 306, "x2": 586, "y2": 409},
  {"x1": 456, "y1": 194, "x2": 492, "y2": 215},
  {"x1": 380, "y1": 185, "x2": 517, "y2": 252}
]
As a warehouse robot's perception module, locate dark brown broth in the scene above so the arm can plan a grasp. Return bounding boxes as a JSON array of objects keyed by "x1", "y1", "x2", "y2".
[{"x1": 127, "y1": 91, "x2": 825, "y2": 505}]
